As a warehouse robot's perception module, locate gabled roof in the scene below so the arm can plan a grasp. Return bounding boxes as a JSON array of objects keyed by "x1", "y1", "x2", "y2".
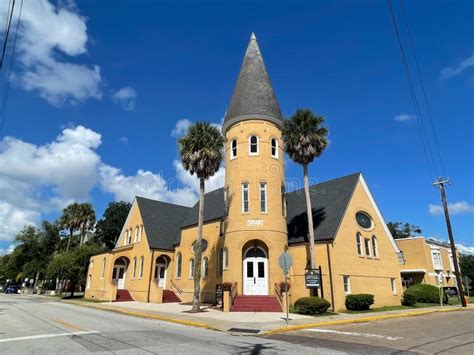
[
  {"x1": 222, "y1": 33, "x2": 283, "y2": 133},
  {"x1": 180, "y1": 187, "x2": 225, "y2": 230},
  {"x1": 136, "y1": 197, "x2": 191, "y2": 250},
  {"x1": 286, "y1": 173, "x2": 360, "y2": 244}
]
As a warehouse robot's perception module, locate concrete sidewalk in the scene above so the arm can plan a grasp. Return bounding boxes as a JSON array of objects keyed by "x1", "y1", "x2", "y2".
[{"x1": 52, "y1": 297, "x2": 474, "y2": 335}]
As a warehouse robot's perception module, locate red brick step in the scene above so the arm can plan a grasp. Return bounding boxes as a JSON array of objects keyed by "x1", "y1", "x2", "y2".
[
  {"x1": 114, "y1": 289, "x2": 134, "y2": 302},
  {"x1": 163, "y1": 289, "x2": 181, "y2": 303},
  {"x1": 231, "y1": 295, "x2": 281, "y2": 312}
]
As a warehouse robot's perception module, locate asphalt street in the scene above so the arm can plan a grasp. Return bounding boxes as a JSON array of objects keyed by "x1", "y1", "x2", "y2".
[
  {"x1": 1, "y1": 294, "x2": 473, "y2": 354},
  {"x1": 0, "y1": 294, "x2": 337, "y2": 354},
  {"x1": 267, "y1": 310, "x2": 474, "y2": 354}
]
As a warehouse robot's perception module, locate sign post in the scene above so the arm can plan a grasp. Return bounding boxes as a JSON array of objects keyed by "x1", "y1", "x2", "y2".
[{"x1": 278, "y1": 252, "x2": 293, "y2": 324}]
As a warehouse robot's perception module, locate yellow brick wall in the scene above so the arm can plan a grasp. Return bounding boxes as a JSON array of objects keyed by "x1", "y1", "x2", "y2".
[
  {"x1": 222, "y1": 120, "x2": 288, "y2": 296},
  {"x1": 173, "y1": 221, "x2": 222, "y2": 303},
  {"x1": 397, "y1": 238, "x2": 457, "y2": 287}
]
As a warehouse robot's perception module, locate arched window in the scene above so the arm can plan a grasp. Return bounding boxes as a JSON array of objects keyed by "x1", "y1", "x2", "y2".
[
  {"x1": 202, "y1": 257, "x2": 209, "y2": 278},
  {"x1": 127, "y1": 229, "x2": 132, "y2": 244},
  {"x1": 356, "y1": 233, "x2": 362, "y2": 255},
  {"x1": 101, "y1": 257, "x2": 106, "y2": 278},
  {"x1": 249, "y1": 136, "x2": 259, "y2": 155},
  {"x1": 138, "y1": 256, "x2": 144, "y2": 279},
  {"x1": 90, "y1": 260, "x2": 94, "y2": 269},
  {"x1": 124, "y1": 230, "x2": 129, "y2": 245},
  {"x1": 86, "y1": 274, "x2": 91, "y2": 289},
  {"x1": 134, "y1": 226, "x2": 139, "y2": 242},
  {"x1": 176, "y1": 252, "x2": 182, "y2": 278},
  {"x1": 189, "y1": 258, "x2": 195, "y2": 279},
  {"x1": 223, "y1": 247, "x2": 229, "y2": 269},
  {"x1": 132, "y1": 257, "x2": 137, "y2": 279},
  {"x1": 271, "y1": 138, "x2": 278, "y2": 158},
  {"x1": 231, "y1": 139, "x2": 237, "y2": 159},
  {"x1": 372, "y1": 236, "x2": 378, "y2": 257},
  {"x1": 139, "y1": 225, "x2": 143, "y2": 241}
]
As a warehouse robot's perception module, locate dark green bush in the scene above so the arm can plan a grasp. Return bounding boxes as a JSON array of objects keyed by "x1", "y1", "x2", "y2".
[
  {"x1": 345, "y1": 294, "x2": 375, "y2": 311},
  {"x1": 401, "y1": 292, "x2": 417, "y2": 306},
  {"x1": 294, "y1": 297, "x2": 331, "y2": 315},
  {"x1": 404, "y1": 284, "x2": 447, "y2": 304}
]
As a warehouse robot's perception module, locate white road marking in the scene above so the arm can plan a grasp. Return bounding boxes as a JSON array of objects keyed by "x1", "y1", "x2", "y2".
[
  {"x1": 305, "y1": 328, "x2": 403, "y2": 341},
  {"x1": 0, "y1": 331, "x2": 100, "y2": 343}
]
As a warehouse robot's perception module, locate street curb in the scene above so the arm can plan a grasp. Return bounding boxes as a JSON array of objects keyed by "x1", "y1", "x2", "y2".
[
  {"x1": 262, "y1": 306, "x2": 474, "y2": 336},
  {"x1": 60, "y1": 300, "x2": 222, "y2": 332}
]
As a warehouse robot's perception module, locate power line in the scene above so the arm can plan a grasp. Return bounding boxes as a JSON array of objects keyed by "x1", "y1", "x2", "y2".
[
  {"x1": 0, "y1": 0, "x2": 22, "y2": 136},
  {"x1": 387, "y1": 0, "x2": 439, "y2": 182},
  {"x1": 0, "y1": 0, "x2": 15, "y2": 72},
  {"x1": 399, "y1": 0, "x2": 447, "y2": 178}
]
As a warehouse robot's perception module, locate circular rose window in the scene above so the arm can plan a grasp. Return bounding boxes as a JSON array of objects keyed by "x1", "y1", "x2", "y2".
[{"x1": 356, "y1": 211, "x2": 373, "y2": 229}]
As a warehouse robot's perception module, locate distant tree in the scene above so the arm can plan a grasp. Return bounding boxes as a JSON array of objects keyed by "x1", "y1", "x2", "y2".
[
  {"x1": 387, "y1": 222, "x2": 422, "y2": 239},
  {"x1": 78, "y1": 203, "x2": 96, "y2": 245},
  {"x1": 94, "y1": 201, "x2": 131, "y2": 249},
  {"x1": 460, "y1": 254, "x2": 474, "y2": 292},
  {"x1": 59, "y1": 203, "x2": 83, "y2": 252},
  {"x1": 179, "y1": 122, "x2": 224, "y2": 312},
  {"x1": 59, "y1": 203, "x2": 96, "y2": 251},
  {"x1": 282, "y1": 109, "x2": 329, "y2": 273},
  {"x1": 47, "y1": 243, "x2": 102, "y2": 297}
]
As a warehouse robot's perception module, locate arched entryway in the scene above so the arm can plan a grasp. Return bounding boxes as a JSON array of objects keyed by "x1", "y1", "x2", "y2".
[
  {"x1": 155, "y1": 255, "x2": 170, "y2": 288},
  {"x1": 242, "y1": 240, "x2": 269, "y2": 295},
  {"x1": 112, "y1": 257, "x2": 129, "y2": 290}
]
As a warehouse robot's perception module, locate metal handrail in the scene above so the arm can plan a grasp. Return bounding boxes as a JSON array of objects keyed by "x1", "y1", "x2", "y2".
[{"x1": 170, "y1": 279, "x2": 183, "y2": 296}]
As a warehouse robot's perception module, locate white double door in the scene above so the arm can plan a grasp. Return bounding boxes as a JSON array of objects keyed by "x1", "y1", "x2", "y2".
[
  {"x1": 156, "y1": 263, "x2": 167, "y2": 288},
  {"x1": 113, "y1": 266, "x2": 126, "y2": 289},
  {"x1": 243, "y1": 257, "x2": 268, "y2": 295}
]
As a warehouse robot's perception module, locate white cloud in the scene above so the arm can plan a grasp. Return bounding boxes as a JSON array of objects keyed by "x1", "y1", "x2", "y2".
[
  {"x1": 171, "y1": 117, "x2": 224, "y2": 137},
  {"x1": 429, "y1": 201, "x2": 474, "y2": 215},
  {"x1": 113, "y1": 87, "x2": 137, "y2": 111},
  {"x1": 0, "y1": 123, "x2": 226, "y2": 244},
  {"x1": 441, "y1": 54, "x2": 474, "y2": 79},
  {"x1": 428, "y1": 237, "x2": 474, "y2": 256},
  {"x1": 0, "y1": 0, "x2": 102, "y2": 105},
  {"x1": 0, "y1": 125, "x2": 101, "y2": 241},
  {"x1": 99, "y1": 160, "x2": 224, "y2": 207},
  {"x1": 394, "y1": 113, "x2": 416, "y2": 122},
  {"x1": 171, "y1": 119, "x2": 192, "y2": 137},
  {"x1": 119, "y1": 137, "x2": 128, "y2": 144}
]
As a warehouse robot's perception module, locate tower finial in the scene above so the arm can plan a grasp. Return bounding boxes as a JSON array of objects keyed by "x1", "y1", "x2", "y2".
[{"x1": 250, "y1": 32, "x2": 256, "y2": 40}]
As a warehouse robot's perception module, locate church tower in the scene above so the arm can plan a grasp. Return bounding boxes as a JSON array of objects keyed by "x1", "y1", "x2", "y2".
[{"x1": 222, "y1": 34, "x2": 287, "y2": 296}]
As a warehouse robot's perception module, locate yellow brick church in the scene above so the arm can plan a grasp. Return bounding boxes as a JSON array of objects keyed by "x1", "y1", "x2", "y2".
[{"x1": 85, "y1": 34, "x2": 403, "y2": 312}]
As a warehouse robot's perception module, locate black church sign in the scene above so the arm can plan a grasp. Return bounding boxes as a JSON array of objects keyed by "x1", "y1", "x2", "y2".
[
  {"x1": 305, "y1": 269, "x2": 320, "y2": 288},
  {"x1": 215, "y1": 284, "x2": 223, "y2": 307}
]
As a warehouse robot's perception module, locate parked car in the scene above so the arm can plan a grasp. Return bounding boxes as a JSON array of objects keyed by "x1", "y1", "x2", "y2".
[{"x1": 4, "y1": 285, "x2": 20, "y2": 294}]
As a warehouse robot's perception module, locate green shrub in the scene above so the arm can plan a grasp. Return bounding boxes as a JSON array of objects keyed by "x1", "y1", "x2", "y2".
[
  {"x1": 401, "y1": 292, "x2": 417, "y2": 306},
  {"x1": 404, "y1": 284, "x2": 447, "y2": 304},
  {"x1": 345, "y1": 294, "x2": 375, "y2": 311},
  {"x1": 294, "y1": 297, "x2": 331, "y2": 315}
]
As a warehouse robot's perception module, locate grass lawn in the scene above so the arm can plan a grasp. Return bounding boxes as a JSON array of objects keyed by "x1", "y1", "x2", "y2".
[{"x1": 343, "y1": 302, "x2": 445, "y2": 314}]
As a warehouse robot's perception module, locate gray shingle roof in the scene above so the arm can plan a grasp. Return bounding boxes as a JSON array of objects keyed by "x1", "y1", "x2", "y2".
[
  {"x1": 135, "y1": 173, "x2": 361, "y2": 249},
  {"x1": 136, "y1": 197, "x2": 191, "y2": 250},
  {"x1": 222, "y1": 33, "x2": 283, "y2": 133},
  {"x1": 286, "y1": 173, "x2": 360, "y2": 244},
  {"x1": 180, "y1": 187, "x2": 225, "y2": 230}
]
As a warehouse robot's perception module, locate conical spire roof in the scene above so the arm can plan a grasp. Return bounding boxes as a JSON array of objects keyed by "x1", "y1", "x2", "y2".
[{"x1": 222, "y1": 33, "x2": 283, "y2": 133}]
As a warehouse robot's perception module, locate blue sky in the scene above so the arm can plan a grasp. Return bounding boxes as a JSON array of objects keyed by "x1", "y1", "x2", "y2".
[{"x1": 0, "y1": 0, "x2": 472, "y2": 254}]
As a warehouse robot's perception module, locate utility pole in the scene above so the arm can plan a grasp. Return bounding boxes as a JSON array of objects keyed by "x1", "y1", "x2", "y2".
[{"x1": 433, "y1": 177, "x2": 466, "y2": 307}]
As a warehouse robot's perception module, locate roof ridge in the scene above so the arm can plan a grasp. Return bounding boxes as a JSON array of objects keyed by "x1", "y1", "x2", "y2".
[
  {"x1": 135, "y1": 196, "x2": 191, "y2": 209},
  {"x1": 287, "y1": 172, "x2": 361, "y2": 195}
]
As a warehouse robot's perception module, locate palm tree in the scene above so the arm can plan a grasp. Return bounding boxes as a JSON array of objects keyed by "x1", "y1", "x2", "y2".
[
  {"x1": 282, "y1": 109, "x2": 329, "y2": 274},
  {"x1": 178, "y1": 122, "x2": 224, "y2": 312},
  {"x1": 78, "y1": 203, "x2": 96, "y2": 245},
  {"x1": 59, "y1": 203, "x2": 82, "y2": 252}
]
